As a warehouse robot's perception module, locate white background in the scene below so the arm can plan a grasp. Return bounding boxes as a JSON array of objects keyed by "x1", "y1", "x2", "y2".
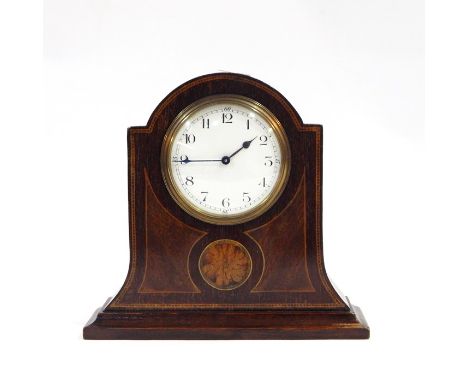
[{"x1": 1, "y1": 0, "x2": 467, "y2": 381}]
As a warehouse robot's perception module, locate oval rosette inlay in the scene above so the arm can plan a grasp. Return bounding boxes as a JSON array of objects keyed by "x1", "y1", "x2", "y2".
[{"x1": 199, "y1": 240, "x2": 252, "y2": 290}]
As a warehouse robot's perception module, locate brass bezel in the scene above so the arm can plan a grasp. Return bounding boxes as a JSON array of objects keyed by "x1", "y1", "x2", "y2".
[{"x1": 160, "y1": 94, "x2": 291, "y2": 225}]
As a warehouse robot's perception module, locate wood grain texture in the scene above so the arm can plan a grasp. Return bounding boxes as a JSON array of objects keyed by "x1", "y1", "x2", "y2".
[
  {"x1": 83, "y1": 73, "x2": 369, "y2": 339},
  {"x1": 248, "y1": 172, "x2": 315, "y2": 292},
  {"x1": 199, "y1": 240, "x2": 252, "y2": 290},
  {"x1": 84, "y1": 298, "x2": 369, "y2": 340},
  {"x1": 138, "y1": 170, "x2": 205, "y2": 293}
]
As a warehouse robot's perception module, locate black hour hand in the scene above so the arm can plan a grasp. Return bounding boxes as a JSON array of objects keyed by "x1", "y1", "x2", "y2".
[{"x1": 228, "y1": 136, "x2": 257, "y2": 159}]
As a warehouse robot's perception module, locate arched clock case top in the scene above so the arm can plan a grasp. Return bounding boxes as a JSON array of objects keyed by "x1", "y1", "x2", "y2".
[{"x1": 83, "y1": 73, "x2": 369, "y2": 340}]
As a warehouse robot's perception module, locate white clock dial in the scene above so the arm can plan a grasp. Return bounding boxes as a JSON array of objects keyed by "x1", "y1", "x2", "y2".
[{"x1": 162, "y1": 96, "x2": 290, "y2": 225}]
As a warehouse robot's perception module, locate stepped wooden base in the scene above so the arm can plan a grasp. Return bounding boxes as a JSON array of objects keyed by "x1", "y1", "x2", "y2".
[{"x1": 83, "y1": 298, "x2": 369, "y2": 340}]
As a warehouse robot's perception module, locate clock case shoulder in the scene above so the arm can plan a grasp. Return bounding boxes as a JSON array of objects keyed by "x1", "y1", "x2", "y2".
[{"x1": 84, "y1": 73, "x2": 369, "y2": 339}]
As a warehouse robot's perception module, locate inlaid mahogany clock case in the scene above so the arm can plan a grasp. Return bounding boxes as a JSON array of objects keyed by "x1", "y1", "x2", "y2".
[{"x1": 83, "y1": 73, "x2": 369, "y2": 339}]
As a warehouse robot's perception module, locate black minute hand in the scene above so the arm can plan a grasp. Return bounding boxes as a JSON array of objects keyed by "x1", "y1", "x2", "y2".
[{"x1": 172, "y1": 157, "x2": 222, "y2": 164}]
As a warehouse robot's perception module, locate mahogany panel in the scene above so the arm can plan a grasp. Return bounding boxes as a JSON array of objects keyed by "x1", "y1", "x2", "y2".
[
  {"x1": 247, "y1": 173, "x2": 315, "y2": 292},
  {"x1": 138, "y1": 171, "x2": 205, "y2": 293}
]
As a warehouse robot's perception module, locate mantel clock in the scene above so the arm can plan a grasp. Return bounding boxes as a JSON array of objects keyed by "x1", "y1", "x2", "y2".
[{"x1": 83, "y1": 73, "x2": 369, "y2": 339}]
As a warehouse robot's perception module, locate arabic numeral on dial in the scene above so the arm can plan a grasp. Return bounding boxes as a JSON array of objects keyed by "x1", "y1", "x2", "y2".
[
  {"x1": 259, "y1": 177, "x2": 266, "y2": 187},
  {"x1": 200, "y1": 191, "x2": 208, "y2": 202},
  {"x1": 242, "y1": 192, "x2": 251, "y2": 202},
  {"x1": 246, "y1": 120, "x2": 250, "y2": 130},
  {"x1": 264, "y1": 156, "x2": 273, "y2": 166},
  {"x1": 259, "y1": 135, "x2": 268, "y2": 145},
  {"x1": 202, "y1": 118, "x2": 209, "y2": 129},
  {"x1": 222, "y1": 113, "x2": 233, "y2": 123},
  {"x1": 185, "y1": 176, "x2": 194, "y2": 186},
  {"x1": 222, "y1": 197, "x2": 230, "y2": 207},
  {"x1": 183, "y1": 133, "x2": 196, "y2": 144}
]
